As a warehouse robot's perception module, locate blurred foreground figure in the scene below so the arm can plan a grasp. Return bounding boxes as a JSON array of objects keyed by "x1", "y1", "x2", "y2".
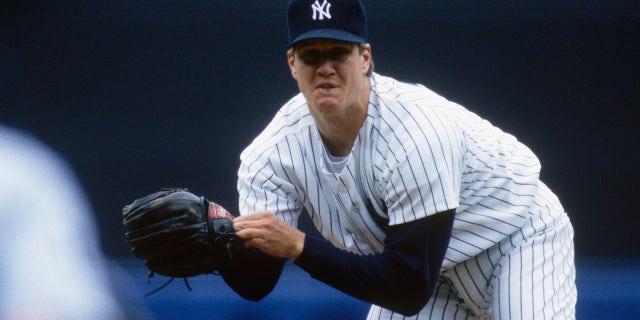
[{"x1": 0, "y1": 124, "x2": 124, "y2": 319}]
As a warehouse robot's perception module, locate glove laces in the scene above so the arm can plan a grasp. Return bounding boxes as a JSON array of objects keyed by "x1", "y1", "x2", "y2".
[{"x1": 144, "y1": 272, "x2": 193, "y2": 297}]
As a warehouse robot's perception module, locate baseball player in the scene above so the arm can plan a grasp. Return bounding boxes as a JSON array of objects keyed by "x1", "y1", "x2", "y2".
[{"x1": 222, "y1": 0, "x2": 577, "y2": 318}]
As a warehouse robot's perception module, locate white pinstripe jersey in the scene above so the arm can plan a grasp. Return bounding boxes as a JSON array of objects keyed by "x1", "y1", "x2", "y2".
[{"x1": 238, "y1": 73, "x2": 573, "y2": 318}]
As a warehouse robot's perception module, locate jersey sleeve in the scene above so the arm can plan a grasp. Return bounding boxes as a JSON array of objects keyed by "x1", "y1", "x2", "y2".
[
  {"x1": 237, "y1": 157, "x2": 303, "y2": 228},
  {"x1": 227, "y1": 148, "x2": 305, "y2": 300},
  {"x1": 380, "y1": 106, "x2": 464, "y2": 226}
]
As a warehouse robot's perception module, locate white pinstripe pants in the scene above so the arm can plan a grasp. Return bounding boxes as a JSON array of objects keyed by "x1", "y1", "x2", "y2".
[{"x1": 367, "y1": 219, "x2": 577, "y2": 319}]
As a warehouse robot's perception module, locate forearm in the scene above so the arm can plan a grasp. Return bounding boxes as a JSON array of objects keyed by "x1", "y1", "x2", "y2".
[
  {"x1": 294, "y1": 235, "x2": 428, "y2": 316},
  {"x1": 218, "y1": 247, "x2": 287, "y2": 301},
  {"x1": 295, "y1": 210, "x2": 455, "y2": 316}
]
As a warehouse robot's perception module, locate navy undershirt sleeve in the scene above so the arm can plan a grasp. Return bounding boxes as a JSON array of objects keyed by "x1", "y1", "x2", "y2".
[
  {"x1": 218, "y1": 247, "x2": 287, "y2": 301},
  {"x1": 294, "y1": 209, "x2": 455, "y2": 316}
]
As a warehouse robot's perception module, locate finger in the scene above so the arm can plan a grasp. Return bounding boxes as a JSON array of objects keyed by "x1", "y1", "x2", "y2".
[
  {"x1": 233, "y1": 220, "x2": 264, "y2": 233},
  {"x1": 235, "y1": 227, "x2": 265, "y2": 241},
  {"x1": 237, "y1": 230, "x2": 271, "y2": 253},
  {"x1": 244, "y1": 238, "x2": 267, "y2": 250}
]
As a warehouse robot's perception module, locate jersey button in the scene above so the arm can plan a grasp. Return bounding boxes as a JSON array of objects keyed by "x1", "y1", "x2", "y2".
[{"x1": 338, "y1": 183, "x2": 348, "y2": 193}]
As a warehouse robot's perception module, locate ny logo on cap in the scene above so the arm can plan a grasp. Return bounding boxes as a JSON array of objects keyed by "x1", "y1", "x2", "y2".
[{"x1": 312, "y1": 0, "x2": 332, "y2": 20}]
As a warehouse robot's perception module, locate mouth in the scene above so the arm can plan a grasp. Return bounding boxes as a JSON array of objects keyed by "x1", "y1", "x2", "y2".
[{"x1": 315, "y1": 81, "x2": 338, "y2": 90}]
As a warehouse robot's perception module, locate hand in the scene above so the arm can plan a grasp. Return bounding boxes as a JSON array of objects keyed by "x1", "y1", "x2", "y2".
[{"x1": 233, "y1": 211, "x2": 305, "y2": 260}]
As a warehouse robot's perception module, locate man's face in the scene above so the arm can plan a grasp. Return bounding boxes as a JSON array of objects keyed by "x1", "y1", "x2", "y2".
[{"x1": 288, "y1": 39, "x2": 371, "y2": 118}]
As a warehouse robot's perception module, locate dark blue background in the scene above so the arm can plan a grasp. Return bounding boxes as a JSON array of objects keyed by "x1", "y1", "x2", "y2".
[
  {"x1": 1, "y1": 0, "x2": 638, "y2": 259},
  {"x1": 114, "y1": 259, "x2": 639, "y2": 319},
  {"x1": 1, "y1": 2, "x2": 638, "y2": 317}
]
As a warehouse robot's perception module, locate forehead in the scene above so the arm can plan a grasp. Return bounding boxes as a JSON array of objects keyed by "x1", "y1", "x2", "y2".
[{"x1": 293, "y1": 39, "x2": 357, "y2": 52}]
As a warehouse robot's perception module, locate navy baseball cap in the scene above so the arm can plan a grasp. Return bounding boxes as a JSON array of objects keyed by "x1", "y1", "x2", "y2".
[{"x1": 286, "y1": 0, "x2": 367, "y2": 49}]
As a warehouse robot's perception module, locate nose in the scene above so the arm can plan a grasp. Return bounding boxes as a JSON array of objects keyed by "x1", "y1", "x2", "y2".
[{"x1": 316, "y1": 59, "x2": 336, "y2": 77}]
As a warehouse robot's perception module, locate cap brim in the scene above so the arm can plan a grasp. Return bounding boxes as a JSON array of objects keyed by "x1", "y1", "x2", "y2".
[{"x1": 286, "y1": 29, "x2": 365, "y2": 49}]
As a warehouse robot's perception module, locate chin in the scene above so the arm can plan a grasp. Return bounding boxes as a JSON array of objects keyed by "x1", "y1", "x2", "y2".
[
  {"x1": 312, "y1": 92, "x2": 342, "y2": 106},
  {"x1": 312, "y1": 99, "x2": 342, "y2": 113}
]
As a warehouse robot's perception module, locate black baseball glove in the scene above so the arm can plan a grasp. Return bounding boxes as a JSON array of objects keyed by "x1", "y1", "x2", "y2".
[{"x1": 122, "y1": 188, "x2": 244, "y2": 279}]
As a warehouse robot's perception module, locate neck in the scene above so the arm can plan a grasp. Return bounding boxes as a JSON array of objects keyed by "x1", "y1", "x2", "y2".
[
  {"x1": 316, "y1": 82, "x2": 370, "y2": 157},
  {"x1": 320, "y1": 125, "x2": 359, "y2": 157}
]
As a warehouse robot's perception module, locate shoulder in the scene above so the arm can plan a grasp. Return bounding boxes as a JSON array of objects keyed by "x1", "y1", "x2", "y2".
[
  {"x1": 240, "y1": 94, "x2": 314, "y2": 165},
  {"x1": 0, "y1": 124, "x2": 93, "y2": 226},
  {"x1": 370, "y1": 73, "x2": 450, "y2": 107},
  {"x1": 370, "y1": 73, "x2": 471, "y2": 129},
  {"x1": 0, "y1": 125, "x2": 72, "y2": 188},
  {"x1": 368, "y1": 74, "x2": 468, "y2": 150}
]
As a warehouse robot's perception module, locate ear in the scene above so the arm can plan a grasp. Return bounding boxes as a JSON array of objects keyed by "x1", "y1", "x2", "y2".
[
  {"x1": 287, "y1": 50, "x2": 297, "y2": 79},
  {"x1": 361, "y1": 44, "x2": 372, "y2": 75}
]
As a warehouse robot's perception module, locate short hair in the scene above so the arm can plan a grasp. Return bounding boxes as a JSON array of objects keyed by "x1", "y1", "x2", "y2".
[{"x1": 356, "y1": 43, "x2": 375, "y2": 76}]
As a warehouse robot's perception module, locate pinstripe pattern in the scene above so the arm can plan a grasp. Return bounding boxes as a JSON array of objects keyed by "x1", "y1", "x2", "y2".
[{"x1": 237, "y1": 73, "x2": 576, "y2": 319}]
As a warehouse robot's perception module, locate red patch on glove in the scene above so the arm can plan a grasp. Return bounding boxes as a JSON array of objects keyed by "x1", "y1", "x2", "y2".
[{"x1": 208, "y1": 202, "x2": 234, "y2": 220}]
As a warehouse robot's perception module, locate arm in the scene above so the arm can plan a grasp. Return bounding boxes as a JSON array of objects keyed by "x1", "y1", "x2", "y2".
[
  {"x1": 219, "y1": 210, "x2": 304, "y2": 301},
  {"x1": 295, "y1": 209, "x2": 455, "y2": 316},
  {"x1": 235, "y1": 209, "x2": 455, "y2": 316},
  {"x1": 218, "y1": 247, "x2": 287, "y2": 301}
]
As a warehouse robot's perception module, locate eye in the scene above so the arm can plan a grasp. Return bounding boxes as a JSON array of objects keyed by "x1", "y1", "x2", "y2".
[
  {"x1": 299, "y1": 53, "x2": 320, "y2": 65},
  {"x1": 296, "y1": 45, "x2": 354, "y2": 66},
  {"x1": 328, "y1": 47, "x2": 352, "y2": 61},
  {"x1": 296, "y1": 48, "x2": 320, "y2": 65}
]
